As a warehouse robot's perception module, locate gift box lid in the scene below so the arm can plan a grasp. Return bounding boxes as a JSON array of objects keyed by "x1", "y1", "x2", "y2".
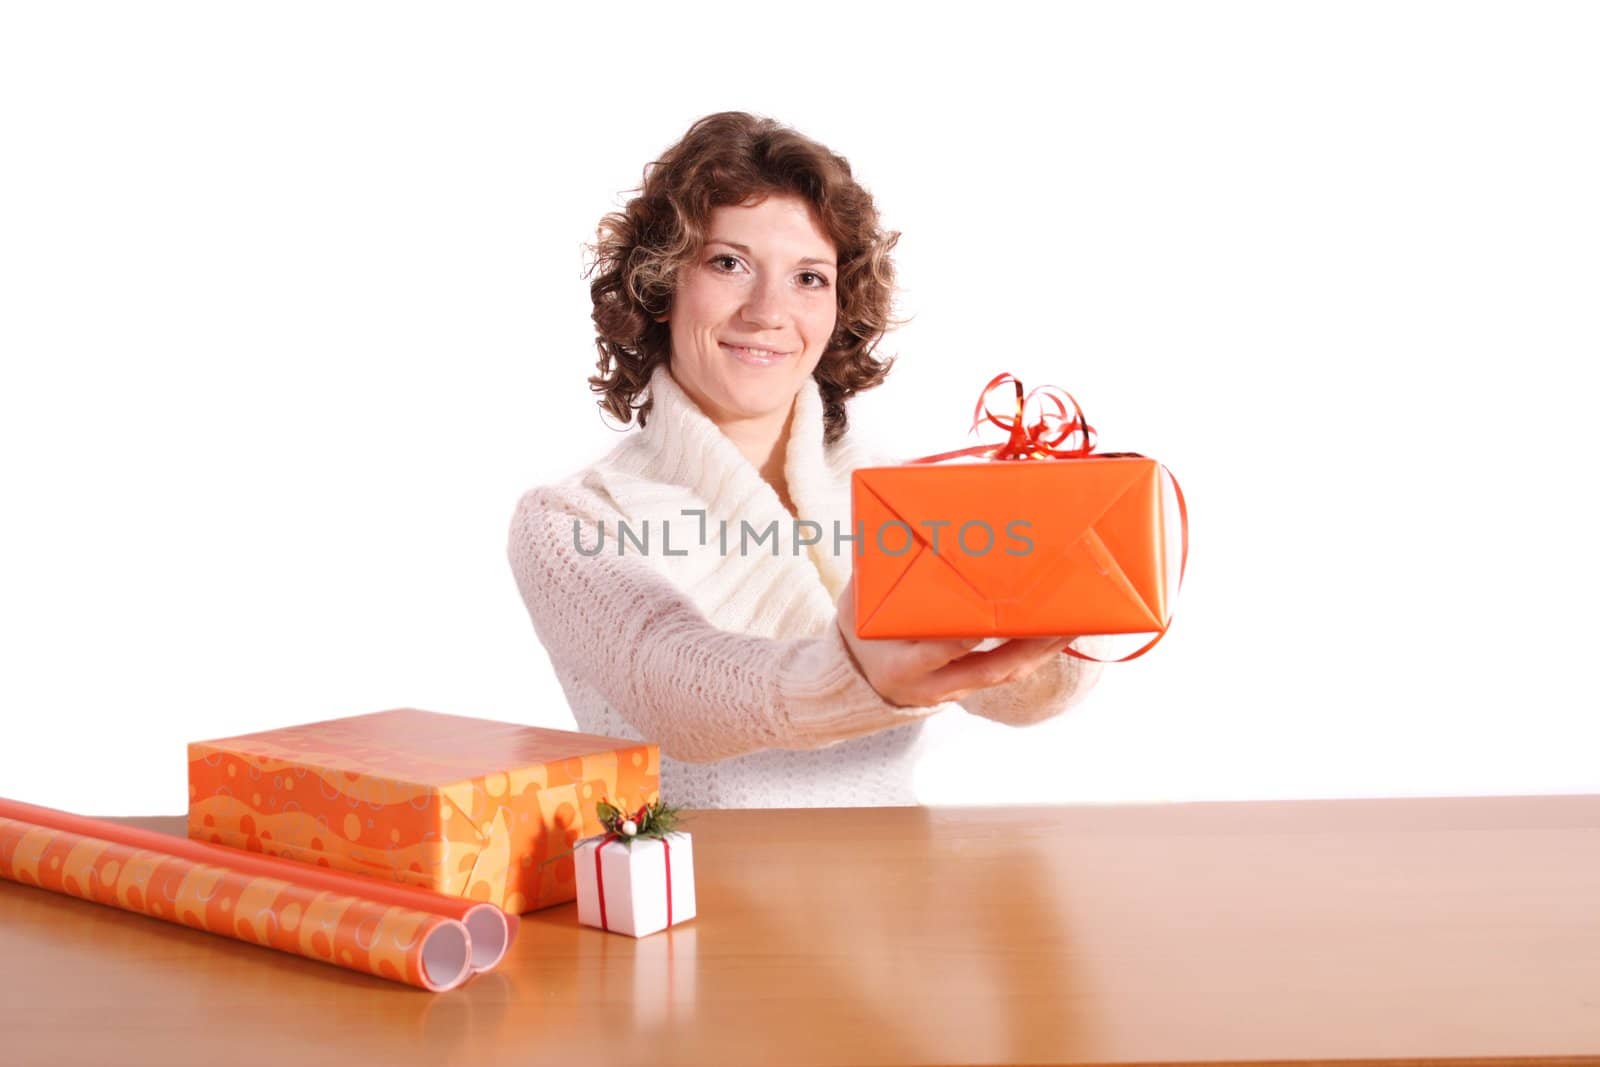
[{"x1": 189, "y1": 708, "x2": 648, "y2": 790}]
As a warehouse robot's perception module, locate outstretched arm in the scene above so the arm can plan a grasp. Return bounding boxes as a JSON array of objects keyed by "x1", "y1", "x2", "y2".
[{"x1": 508, "y1": 485, "x2": 941, "y2": 763}]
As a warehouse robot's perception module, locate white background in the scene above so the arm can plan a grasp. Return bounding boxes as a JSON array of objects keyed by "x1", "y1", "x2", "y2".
[{"x1": 2, "y1": 3, "x2": 1595, "y2": 815}]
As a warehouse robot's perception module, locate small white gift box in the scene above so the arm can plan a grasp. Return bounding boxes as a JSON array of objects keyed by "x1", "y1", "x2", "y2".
[{"x1": 574, "y1": 831, "x2": 696, "y2": 938}]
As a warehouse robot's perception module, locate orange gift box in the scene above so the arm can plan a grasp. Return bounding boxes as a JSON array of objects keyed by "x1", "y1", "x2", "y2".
[
  {"x1": 187, "y1": 708, "x2": 659, "y2": 915},
  {"x1": 852, "y1": 457, "x2": 1169, "y2": 639},
  {"x1": 851, "y1": 374, "x2": 1181, "y2": 646}
]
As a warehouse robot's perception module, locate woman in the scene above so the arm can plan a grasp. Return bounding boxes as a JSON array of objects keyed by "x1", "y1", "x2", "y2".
[{"x1": 507, "y1": 112, "x2": 1105, "y2": 809}]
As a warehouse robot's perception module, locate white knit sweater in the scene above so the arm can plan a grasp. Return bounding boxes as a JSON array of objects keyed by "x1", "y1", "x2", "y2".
[{"x1": 506, "y1": 363, "x2": 1105, "y2": 809}]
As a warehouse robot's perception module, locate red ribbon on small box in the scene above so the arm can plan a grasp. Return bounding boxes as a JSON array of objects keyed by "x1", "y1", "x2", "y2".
[{"x1": 904, "y1": 372, "x2": 1189, "y2": 663}]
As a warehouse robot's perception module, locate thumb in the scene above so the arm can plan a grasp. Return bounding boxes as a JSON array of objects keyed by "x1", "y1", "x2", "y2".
[{"x1": 835, "y1": 575, "x2": 855, "y2": 618}]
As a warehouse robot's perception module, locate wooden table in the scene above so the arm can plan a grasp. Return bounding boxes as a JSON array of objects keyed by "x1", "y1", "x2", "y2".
[{"x1": 2, "y1": 798, "x2": 1598, "y2": 1066}]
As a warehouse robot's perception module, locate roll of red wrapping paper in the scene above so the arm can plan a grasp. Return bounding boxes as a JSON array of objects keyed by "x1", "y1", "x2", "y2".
[
  {"x1": 1, "y1": 803, "x2": 471, "y2": 992},
  {"x1": 0, "y1": 796, "x2": 513, "y2": 973}
]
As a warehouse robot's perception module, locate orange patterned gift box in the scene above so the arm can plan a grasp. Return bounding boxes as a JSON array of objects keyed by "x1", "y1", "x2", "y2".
[{"x1": 187, "y1": 708, "x2": 659, "y2": 915}]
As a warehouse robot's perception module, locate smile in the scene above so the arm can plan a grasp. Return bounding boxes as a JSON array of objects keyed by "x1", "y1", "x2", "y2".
[{"x1": 720, "y1": 342, "x2": 790, "y2": 366}]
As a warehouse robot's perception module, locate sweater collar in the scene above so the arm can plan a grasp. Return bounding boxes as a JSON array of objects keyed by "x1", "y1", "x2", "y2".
[{"x1": 600, "y1": 361, "x2": 858, "y2": 596}]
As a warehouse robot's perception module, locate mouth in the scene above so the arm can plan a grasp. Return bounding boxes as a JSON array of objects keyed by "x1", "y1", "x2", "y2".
[{"x1": 720, "y1": 341, "x2": 792, "y2": 366}]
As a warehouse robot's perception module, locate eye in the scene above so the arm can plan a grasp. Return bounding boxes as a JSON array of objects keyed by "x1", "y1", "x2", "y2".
[{"x1": 707, "y1": 253, "x2": 830, "y2": 289}]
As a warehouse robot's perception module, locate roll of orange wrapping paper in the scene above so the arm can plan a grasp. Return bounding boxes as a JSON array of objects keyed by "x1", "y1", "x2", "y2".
[
  {"x1": 0, "y1": 797, "x2": 513, "y2": 974},
  {"x1": 0, "y1": 798, "x2": 500, "y2": 992}
]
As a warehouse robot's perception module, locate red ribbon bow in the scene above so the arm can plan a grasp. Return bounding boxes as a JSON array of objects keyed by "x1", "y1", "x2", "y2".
[
  {"x1": 903, "y1": 373, "x2": 1189, "y2": 664},
  {"x1": 592, "y1": 803, "x2": 674, "y2": 934},
  {"x1": 907, "y1": 372, "x2": 1102, "y2": 463}
]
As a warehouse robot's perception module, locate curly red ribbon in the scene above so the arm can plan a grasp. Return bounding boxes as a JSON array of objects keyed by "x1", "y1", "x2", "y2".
[
  {"x1": 902, "y1": 372, "x2": 1189, "y2": 664},
  {"x1": 593, "y1": 803, "x2": 673, "y2": 934},
  {"x1": 906, "y1": 372, "x2": 1101, "y2": 463}
]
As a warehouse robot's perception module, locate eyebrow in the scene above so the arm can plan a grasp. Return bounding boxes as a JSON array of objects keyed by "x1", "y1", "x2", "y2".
[{"x1": 706, "y1": 239, "x2": 836, "y2": 269}]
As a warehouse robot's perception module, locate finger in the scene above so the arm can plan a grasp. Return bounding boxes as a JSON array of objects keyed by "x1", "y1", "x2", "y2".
[
  {"x1": 984, "y1": 636, "x2": 1072, "y2": 662},
  {"x1": 1020, "y1": 636, "x2": 1084, "y2": 655},
  {"x1": 906, "y1": 634, "x2": 989, "y2": 672},
  {"x1": 925, "y1": 637, "x2": 1055, "y2": 691}
]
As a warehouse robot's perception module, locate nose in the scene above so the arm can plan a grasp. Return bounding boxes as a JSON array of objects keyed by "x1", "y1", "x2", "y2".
[{"x1": 739, "y1": 273, "x2": 788, "y2": 330}]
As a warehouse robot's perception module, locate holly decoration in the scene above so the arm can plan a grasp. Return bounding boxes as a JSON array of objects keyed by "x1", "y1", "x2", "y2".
[
  {"x1": 541, "y1": 798, "x2": 686, "y2": 867},
  {"x1": 594, "y1": 799, "x2": 684, "y2": 847}
]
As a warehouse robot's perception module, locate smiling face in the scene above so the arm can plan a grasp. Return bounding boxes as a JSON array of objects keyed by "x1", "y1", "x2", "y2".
[{"x1": 659, "y1": 193, "x2": 840, "y2": 433}]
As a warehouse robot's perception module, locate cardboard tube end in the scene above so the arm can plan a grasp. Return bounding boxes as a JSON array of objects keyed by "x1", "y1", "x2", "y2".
[
  {"x1": 463, "y1": 905, "x2": 510, "y2": 972},
  {"x1": 420, "y1": 920, "x2": 472, "y2": 992}
]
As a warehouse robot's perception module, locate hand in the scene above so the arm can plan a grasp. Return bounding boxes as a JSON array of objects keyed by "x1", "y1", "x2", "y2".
[{"x1": 834, "y1": 576, "x2": 1080, "y2": 708}]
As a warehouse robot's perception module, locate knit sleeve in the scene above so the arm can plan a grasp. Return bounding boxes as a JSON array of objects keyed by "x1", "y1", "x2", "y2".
[
  {"x1": 507, "y1": 484, "x2": 940, "y2": 764},
  {"x1": 955, "y1": 636, "x2": 1110, "y2": 726}
]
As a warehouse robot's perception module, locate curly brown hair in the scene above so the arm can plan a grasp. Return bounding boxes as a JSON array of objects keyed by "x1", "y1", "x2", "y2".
[{"x1": 585, "y1": 111, "x2": 905, "y2": 446}]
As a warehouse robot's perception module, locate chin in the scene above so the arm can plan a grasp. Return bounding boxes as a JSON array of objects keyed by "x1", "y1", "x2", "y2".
[{"x1": 716, "y1": 378, "x2": 796, "y2": 417}]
